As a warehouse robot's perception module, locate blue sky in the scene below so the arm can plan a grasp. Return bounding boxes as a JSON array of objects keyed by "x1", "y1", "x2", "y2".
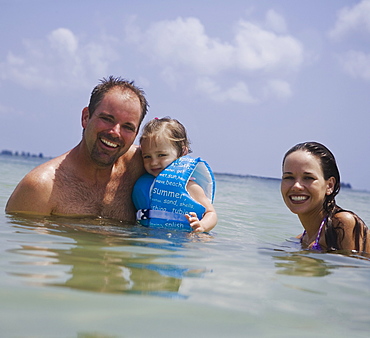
[{"x1": 1, "y1": 0, "x2": 370, "y2": 190}]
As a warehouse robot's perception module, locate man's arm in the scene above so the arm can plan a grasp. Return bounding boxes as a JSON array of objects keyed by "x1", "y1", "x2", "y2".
[{"x1": 6, "y1": 168, "x2": 54, "y2": 215}]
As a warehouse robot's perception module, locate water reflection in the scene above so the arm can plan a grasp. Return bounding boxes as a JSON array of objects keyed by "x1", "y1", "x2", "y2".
[
  {"x1": 271, "y1": 239, "x2": 370, "y2": 278},
  {"x1": 273, "y1": 253, "x2": 332, "y2": 277},
  {"x1": 6, "y1": 215, "x2": 211, "y2": 298}
]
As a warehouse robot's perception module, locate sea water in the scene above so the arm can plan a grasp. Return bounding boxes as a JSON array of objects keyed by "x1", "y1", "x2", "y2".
[{"x1": 0, "y1": 154, "x2": 369, "y2": 338}]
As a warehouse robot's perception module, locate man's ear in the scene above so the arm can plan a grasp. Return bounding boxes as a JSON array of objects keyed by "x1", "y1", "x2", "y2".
[{"x1": 81, "y1": 107, "x2": 89, "y2": 129}]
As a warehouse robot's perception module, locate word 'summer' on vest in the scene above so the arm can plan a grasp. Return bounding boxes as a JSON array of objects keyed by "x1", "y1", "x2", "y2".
[{"x1": 132, "y1": 155, "x2": 215, "y2": 231}]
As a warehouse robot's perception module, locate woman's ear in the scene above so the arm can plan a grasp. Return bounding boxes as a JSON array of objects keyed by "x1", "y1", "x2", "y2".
[{"x1": 326, "y1": 177, "x2": 336, "y2": 195}]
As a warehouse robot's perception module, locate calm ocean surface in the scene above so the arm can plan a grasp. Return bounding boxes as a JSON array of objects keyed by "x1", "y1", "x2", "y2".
[{"x1": 1, "y1": 154, "x2": 370, "y2": 337}]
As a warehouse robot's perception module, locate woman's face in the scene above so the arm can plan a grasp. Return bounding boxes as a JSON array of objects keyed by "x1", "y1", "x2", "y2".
[{"x1": 281, "y1": 150, "x2": 335, "y2": 217}]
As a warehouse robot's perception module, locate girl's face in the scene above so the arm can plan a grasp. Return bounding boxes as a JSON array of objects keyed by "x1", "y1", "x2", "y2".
[
  {"x1": 141, "y1": 137, "x2": 179, "y2": 177},
  {"x1": 281, "y1": 150, "x2": 335, "y2": 217}
]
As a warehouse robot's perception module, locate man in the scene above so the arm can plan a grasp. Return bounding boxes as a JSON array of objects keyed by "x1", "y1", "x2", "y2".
[{"x1": 6, "y1": 76, "x2": 148, "y2": 221}]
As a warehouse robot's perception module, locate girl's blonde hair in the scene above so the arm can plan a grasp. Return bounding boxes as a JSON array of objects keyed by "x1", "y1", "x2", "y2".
[{"x1": 140, "y1": 117, "x2": 191, "y2": 157}]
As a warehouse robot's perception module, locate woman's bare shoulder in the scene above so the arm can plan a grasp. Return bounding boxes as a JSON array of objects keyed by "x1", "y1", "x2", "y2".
[{"x1": 333, "y1": 211, "x2": 357, "y2": 228}]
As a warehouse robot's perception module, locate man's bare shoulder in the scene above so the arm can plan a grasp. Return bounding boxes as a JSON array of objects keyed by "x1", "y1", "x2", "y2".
[
  {"x1": 120, "y1": 144, "x2": 142, "y2": 164},
  {"x1": 117, "y1": 144, "x2": 145, "y2": 176},
  {"x1": 23, "y1": 152, "x2": 71, "y2": 185},
  {"x1": 5, "y1": 152, "x2": 70, "y2": 214}
]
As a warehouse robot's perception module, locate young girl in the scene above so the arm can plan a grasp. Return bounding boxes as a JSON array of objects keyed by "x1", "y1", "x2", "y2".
[
  {"x1": 281, "y1": 141, "x2": 369, "y2": 254},
  {"x1": 132, "y1": 117, "x2": 217, "y2": 232}
]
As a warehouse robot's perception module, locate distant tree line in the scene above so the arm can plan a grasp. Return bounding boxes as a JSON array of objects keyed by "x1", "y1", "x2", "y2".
[
  {"x1": 1, "y1": 149, "x2": 44, "y2": 158},
  {"x1": 215, "y1": 172, "x2": 352, "y2": 189}
]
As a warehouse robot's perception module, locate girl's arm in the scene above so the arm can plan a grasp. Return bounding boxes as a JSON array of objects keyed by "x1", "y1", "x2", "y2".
[{"x1": 185, "y1": 180, "x2": 217, "y2": 232}]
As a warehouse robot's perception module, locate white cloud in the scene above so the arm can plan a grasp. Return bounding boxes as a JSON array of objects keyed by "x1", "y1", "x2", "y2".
[
  {"x1": 265, "y1": 79, "x2": 292, "y2": 100},
  {"x1": 129, "y1": 16, "x2": 302, "y2": 74},
  {"x1": 328, "y1": 1, "x2": 370, "y2": 82},
  {"x1": 328, "y1": 0, "x2": 370, "y2": 40},
  {"x1": 234, "y1": 20, "x2": 302, "y2": 72},
  {"x1": 6, "y1": 52, "x2": 24, "y2": 66},
  {"x1": 196, "y1": 77, "x2": 256, "y2": 104},
  {"x1": 225, "y1": 81, "x2": 257, "y2": 103},
  {"x1": 140, "y1": 17, "x2": 234, "y2": 75},
  {"x1": 337, "y1": 50, "x2": 370, "y2": 80},
  {"x1": 48, "y1": 28, "x2": 78, "y2": 55},
  {"x1": 126, "y1": 15, "x2": 303, "y2": 104},
  {"x1": 0, "y1": 28, "x2": 119, "y2": 91},
  {"x1": 264, "y1": 9, "x2": 288, "y2": 34}
]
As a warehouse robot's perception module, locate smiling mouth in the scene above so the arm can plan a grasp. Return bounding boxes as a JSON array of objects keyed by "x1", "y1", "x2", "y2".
[
  {"x1": 150, "y1": 168, "x2": 162, "y2": 175},
  {"x1": 290, "y1": 195, "x2": 309, "y2": 202},
  {"x1": 100, "y1": 137, "x2": 119, "y2": 148}
]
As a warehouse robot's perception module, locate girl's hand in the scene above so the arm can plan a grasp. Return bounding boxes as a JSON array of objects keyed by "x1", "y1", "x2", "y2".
[
  {"x1": 185, "y1": 212, "x2": 204, "y2": 232},
  {"x1": 186, "y1": 181, "x2": 217, "y2": 232}
]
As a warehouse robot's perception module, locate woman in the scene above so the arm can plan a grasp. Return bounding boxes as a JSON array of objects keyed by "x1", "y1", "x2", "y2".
[{"x1": 281, "y1": 142, "x2": 369, "y2": 253}]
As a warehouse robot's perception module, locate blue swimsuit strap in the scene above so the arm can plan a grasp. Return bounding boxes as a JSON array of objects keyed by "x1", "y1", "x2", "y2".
[{"x1": 301, "y1": 217, "x2": 327, "y2": 251}]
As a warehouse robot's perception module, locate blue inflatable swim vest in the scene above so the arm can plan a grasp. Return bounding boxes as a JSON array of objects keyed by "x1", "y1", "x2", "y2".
[{"x1": 132, "y1": 155, "x2": 215, "y2": 231}]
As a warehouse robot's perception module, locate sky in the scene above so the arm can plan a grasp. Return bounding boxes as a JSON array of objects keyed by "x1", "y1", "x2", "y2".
[{"x1": 1, "y1": 0, "x2": 370, "y2": 190}]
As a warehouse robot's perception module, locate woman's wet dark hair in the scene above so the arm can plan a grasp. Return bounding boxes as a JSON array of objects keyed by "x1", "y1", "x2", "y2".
[{"x1": 283, "y1": 141, "x2": 367, "y2": 252}]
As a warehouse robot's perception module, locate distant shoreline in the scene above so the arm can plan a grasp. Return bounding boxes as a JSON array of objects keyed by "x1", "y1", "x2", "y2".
[
  {"x1": 1, "y1": 149, "x2": 51, "y2": 159},
  {"x1": 214, "y1": 172, "x2": 352, "y2": 189},
  {"x1": 1, "y1": 150, "x2": 352, "y2": 189}
]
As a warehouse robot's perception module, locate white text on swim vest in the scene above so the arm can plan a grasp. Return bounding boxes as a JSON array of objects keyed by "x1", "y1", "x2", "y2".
[{"x1": 152, "y1": 186, "x2": 194, "y2": 214}]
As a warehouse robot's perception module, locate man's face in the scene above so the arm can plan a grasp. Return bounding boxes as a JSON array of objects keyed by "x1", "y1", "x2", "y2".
[{"x1": 82, "y1": 88, "x2": 141, "y2": 167}]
